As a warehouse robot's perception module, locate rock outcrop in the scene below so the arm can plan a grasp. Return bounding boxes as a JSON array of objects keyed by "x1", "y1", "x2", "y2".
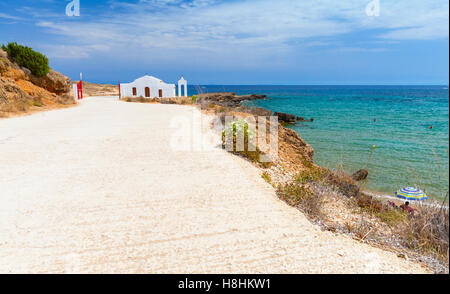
[
  {"x1": 0, "y1": 48, "x2": 74, "y2": 117},
  {"x1": 0, "y1": 77, "x2": 33, "y2": 113},
  {"x1": 352, "y1": 169, "x2": 369, "y2": 181},
  {"x1": 197, "y1": 92, "x2": 266, "y2": 107},
  {"x1": 278, "y1": 125, "x2": 315, "y2": 166},
  {"x1": 274, "y1": 112, "x2": 296, "y2": 124},
  {"x1": 249, "y1": 107, "x2": 272, "y2": 116},
  {"x1": 28, "y1": 69, "x2": 71, "y2": 95}
]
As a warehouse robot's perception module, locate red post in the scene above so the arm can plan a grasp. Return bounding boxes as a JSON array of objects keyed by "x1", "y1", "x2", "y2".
[
  {"x1": 118, "y1": 81, "x2": 121, "y2": 99},
  {"x1": 77, "y1": 80, "x2": 83, "y2": 100},
  {"x1": 79, "y1": 80, "x2": 83, "y2": 100}
]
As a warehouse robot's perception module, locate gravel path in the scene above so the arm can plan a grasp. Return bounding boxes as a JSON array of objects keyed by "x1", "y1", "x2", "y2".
[{"x1": 0, "y1": 96, "x2": 429, "y2": 273}]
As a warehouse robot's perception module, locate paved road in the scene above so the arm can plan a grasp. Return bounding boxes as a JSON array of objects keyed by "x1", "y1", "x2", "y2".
[{"x1": 0, "y1": 97, "x2": 429, "y2": 273}]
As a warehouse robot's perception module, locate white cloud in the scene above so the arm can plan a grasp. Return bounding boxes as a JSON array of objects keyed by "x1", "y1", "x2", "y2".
[
  {"x1": 0, "y1": 12, "x2": 23, "y2": 20},
  {"x1": 39, "y1": 43, "x2": 111, "y2": 59},
  {"x1": 338, "y1": 47, "x2": 387, "y2": 53},
  {"x1": 31, "y1": 0, "x2": 448, "y2": 61}
]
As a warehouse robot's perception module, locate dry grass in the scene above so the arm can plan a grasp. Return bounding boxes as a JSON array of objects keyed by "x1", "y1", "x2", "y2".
[
  {"x1": 295, "y1": 164, "x2": 360, "y2": 198},
  {"x1": 216, "y1": 106, "x2": 227, "y2": 113},
  {"x1": 400, "y1": 203, "x2": 449, "y2": 264},
  {"x1": 295, "y1": 166, "x2": 329, "y2": 184},
  {"x1": 354, "y1": 192, "x2": 449, "y2": 271},
  {"x1": 175, "y1": 97, "x2": 194, "y2": 105},
  {"x1": 276, "y1": 167, "x2": 449, "y2": 273},
  {"x1": 356, "y1": 193, "x2": 385, "y2": 213},
  {"x1": 277, "y1": 182, "x2": 324, "y2": 220},
  {"x1": 377, "y1": 207, "x2": 408, "y2": 226},
  {"x1": 121, "y1": 96, "x2": 193, "y2": 104}
]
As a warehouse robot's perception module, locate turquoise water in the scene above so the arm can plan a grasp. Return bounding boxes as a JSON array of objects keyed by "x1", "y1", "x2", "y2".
[{"x1": 194, "y1": 85, "x2": 449, "y2": 200}]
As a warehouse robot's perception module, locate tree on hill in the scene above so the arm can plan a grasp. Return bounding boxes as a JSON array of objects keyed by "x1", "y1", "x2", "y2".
[{"x1": 1, "y1": 42, "x2": 50, "y2": 77}]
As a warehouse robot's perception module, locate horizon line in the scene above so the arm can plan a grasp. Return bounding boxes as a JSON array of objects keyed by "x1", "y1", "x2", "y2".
[{"x1": 82, "y1": 82, "x2": 450, "y2": 87}]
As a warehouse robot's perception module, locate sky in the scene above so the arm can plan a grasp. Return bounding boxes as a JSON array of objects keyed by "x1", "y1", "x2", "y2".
[{"x1": 0, "y1": 0, "x2": 449, "y2": 85}]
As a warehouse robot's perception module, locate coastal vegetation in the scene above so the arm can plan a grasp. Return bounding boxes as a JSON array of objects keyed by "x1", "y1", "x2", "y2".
[
  {"x1": 400, "y1": 202, "x2": 449, "y2": 263},
  {"x1": 121, "y1": 96, "x2": 193, "y2": 104},
  {"x1": 278, "y1": 182, "x2": 324, "y2": 220},
  {"x1": 277, "y1": 168, "x2": 449, "y2": 272},
  {"x1": 261, "y1": 172, "x2": 272, "y2": 184},
  {"x1": 1, "y1": 42, "x2": 49, "y2": 77},
  {"x1": 221, "y1": 119, "x2": 272, "y2": 168}
]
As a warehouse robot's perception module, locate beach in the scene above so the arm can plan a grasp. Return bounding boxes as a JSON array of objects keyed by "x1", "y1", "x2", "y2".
[{"x1": 0, "y1": 96, "x2": 430, "y2": 273}]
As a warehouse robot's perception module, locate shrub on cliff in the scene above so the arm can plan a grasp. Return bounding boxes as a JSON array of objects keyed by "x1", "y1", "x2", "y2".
[
  {"x1": 1, "y1": 42, "x2": 50, "y2": 77},
  {"x1": 221, "y1": 119, "x2": 272, "y2": 168}
]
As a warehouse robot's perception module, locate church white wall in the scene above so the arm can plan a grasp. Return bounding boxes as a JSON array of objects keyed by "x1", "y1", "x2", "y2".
[
  {"x1": 72, "y1": 84, "x2": 78, "y2": 101},
  {"x1": 120, "y1": 76, "x2": 176, "y2": 98}
]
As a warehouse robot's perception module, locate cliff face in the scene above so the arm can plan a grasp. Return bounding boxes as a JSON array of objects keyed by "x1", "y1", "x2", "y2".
[
  {"x1": 277, "y1": 125, "x2": 315, "y2": 169},
  {"x1": 0, "y1": 48, "x2": 74, "y2": 117}
]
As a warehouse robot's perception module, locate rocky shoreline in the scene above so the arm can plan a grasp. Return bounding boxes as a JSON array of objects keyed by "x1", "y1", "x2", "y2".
[
  {"x1": 196, "y1": 92, "x2": 315, "y2": 124},
  {"x1": 196, "y1": 92, "x2": 267, "y2": 107}
]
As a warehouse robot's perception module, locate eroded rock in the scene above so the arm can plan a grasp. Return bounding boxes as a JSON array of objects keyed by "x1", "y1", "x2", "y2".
[
  {"x1": 351, "y1": 169, "x2": 369, "y2": 181},
  {"x1": 27, "y1": 69, "x2": 71, "y2": 95},
  {"x1": 274, "y1": 112, "x2": 296, "y2": 124}
]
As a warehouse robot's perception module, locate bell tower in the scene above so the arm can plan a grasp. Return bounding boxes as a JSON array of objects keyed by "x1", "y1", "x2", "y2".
[{"x1": 177, "y1": 77, "x2": 187, "y2": 97}]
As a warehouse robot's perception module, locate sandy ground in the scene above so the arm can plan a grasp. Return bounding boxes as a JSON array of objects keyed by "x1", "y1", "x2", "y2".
[{"x1": 0, "y1": 96, "x2": 430, "y2": 273}]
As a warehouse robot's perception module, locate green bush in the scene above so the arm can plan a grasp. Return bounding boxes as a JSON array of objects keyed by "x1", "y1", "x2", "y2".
[
  {"x1": 222, "y1": 119, "x2": 272, "y2": 168},
  {"x1": 261, "y1": 172, "x2": 272, "y2": 184},
  {"x1": 1, "y1": 42, "x2": 50, "y2": 77}
]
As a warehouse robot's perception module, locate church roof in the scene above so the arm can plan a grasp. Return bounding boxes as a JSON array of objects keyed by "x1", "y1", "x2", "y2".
[{"x1": 132, "y1": 75, "x2": 171, "y2": 84}]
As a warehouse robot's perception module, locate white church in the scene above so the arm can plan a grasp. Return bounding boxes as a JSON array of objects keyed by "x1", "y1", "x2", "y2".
[{"x1": 120, "y1": 76, "x2": 187, "y2": 98}]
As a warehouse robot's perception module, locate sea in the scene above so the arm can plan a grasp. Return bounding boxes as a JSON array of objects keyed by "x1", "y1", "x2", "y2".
[{"x1": 190, "y1": 85, "x2": 449, "y2": 201}]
